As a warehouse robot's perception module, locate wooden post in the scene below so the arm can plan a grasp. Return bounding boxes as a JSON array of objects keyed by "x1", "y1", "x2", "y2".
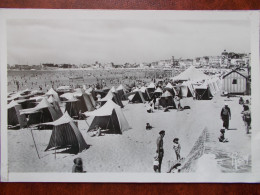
[
  {"x1": 54, "y1": 126, "x2": 56, "y2": 159},
  {"x1": 30, "y1": 128, "x2": 40, "y2": 159}
]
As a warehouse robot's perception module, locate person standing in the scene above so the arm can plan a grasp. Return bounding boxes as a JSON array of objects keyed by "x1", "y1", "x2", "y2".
[
  {"x1": 173, "y1": 138, "x2": 181, "y2": 161},
  {"x1": 221, "y1": 103, "x2": 231, "y2": 130},
  {"x1": 242, "y1": 106, "x2": 251, "y2": 134},
  {"x1": 156, "y1": 130, "x2": 165, "y2": 173}
]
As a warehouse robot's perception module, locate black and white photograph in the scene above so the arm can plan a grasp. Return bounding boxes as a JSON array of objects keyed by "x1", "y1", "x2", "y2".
[{"x1": 0, "y1": 10, "x2": 260, "y2": 182}]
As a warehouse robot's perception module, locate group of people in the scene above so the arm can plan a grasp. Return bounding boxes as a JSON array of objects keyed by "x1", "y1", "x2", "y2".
[
  {"x1": 153, "y1": 130, "x2": 181, "y2": 173},
  {"x1": 219, "y1": 97, "x2": 251, "y2": 143}
]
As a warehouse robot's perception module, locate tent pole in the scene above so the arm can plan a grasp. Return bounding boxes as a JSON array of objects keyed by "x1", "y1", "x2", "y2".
[
  {"x1": 30, "y1": 127, "x2": 40, "y2": 159},
  {"x1": 106, "y1": 116, "x2": 111, "y2": 130},
  {"x1": 54, "y1": 126, "x2": 56, "y2": 159},
  {"x1": 84, "y1": 119, "x2": 90, "y2": 127},
  {"x1": 111, "y1": 115, "x2": 116, "y2": 134}
]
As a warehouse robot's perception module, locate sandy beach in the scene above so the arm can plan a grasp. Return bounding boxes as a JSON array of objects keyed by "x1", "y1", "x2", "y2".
[{"x1": 8, "y1": 92, "x2": 251, "y2": 173}]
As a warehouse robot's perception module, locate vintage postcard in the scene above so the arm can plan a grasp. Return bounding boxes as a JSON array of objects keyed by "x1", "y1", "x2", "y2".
[{"x1": 0, "y1": 9, "x2": 259, "y2": 182}]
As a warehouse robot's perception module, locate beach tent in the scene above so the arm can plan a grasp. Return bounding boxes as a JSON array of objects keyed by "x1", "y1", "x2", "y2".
[
  {"x1": 45, "y1": 88, "x2": 60, "y2": 103},
  {"x1": 125, "y1": 91, "x2": 146, "y2": 104},
  {"x1": 179, "y1": 81, "x2": 195, "y2": 98},
  {"x1": 133, "y1": 87, "x2": 151, "y2": 101},
  {"x1": 153, "y1": 87, "x2": 163, "y2": 97},
  {"x1": 74, "y1": 89, "x2": 96, "y2": 111},
  {"x1": 159, "y1": 91, "x2": 176, "y2": 109},
  {"x1": 164, "y1": 82, "x2": 176, "y2": 96},
  {"x1": 56, "y1": 86, "x2": 72, "y2": 96},
  {"x1": 62, "y1": 90, "x2": 95, "y2": 118},
  {"x1": 42, "y1": 112, "x2": 88, "y2": 154},
  {"x1": 193, "y1": 83, "x2": 213, "y2": 100},
  {"x1": 48, "y1": 96, "x2": 63, "y2": 116},
  {"x1": 171, "y1": 66, "x2": 209, "y2": 81},
  {"x1": 84, "y1": 100, "x2": 130, "y2": 134},
  {"x1": 116, "y1": 84, "x2": 127, "y2": 100},
  {"x1": 64, "y1": 97, "x2": 80, "y2": 118},
  {"x1": 99, "y1": 89, "x2": 124, "y2": 108},
  {"x1": 146, "y1": 82, "x2": 156, "y2": 96},
  {"x1": 8, "y1": 100, "x2": 27, "y2": 129},
  {"x1": 20, "y1": 97, "x2": 62, "y2": 126}
]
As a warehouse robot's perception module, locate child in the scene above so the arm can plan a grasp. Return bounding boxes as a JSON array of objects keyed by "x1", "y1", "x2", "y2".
[
  {"x1": 72, "y1": 157, "x2": 86, "y2": 173},
  {"x1": 153, "y1": 153, "x2": 159, "y2": 173},
  {"x1": 90, "y1": 125, "x2": 102, "y2": 137},
  {"x1": 218, "y1": 129, "x2": 228, "y2": 143},
  {"x1": 173, "y1": 138, "x2": 181, "y2": 161},
  {"x1": 239, "y1": 97, "x2": 244, "y2": 105},
  {"x1": 146, "y1": 123, "x2": 153, "y2": 130}
]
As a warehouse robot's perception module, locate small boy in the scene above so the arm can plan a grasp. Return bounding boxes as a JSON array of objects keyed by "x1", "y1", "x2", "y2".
[
  {"x1": 173, "y1": 138, "x2": 181, "y2": 160},
  {"x1": 153, "y1": 153, "x2": 159, "y2": 173},
  {"x1": 218, "y1": 129, "x2": 228, "y2": 143},
  {"x1": 72, "y1": 157, "x2": 86, "y2": 173}
]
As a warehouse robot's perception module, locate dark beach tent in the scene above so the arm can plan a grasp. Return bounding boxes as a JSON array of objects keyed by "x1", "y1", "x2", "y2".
[
  {"x1": 193, "y1": 84, "x2": 213, "y2": 100},
  {"x1": 84, "y1": 99, "x2": 130, "y2": 134},
  {"x1": 133, "y1": 87, "x2": 151, "y2": 101},
  {"x1": 116, "y1": 84, "x2": 127, "y2": 100},
  {"x1": 63, "y1": 96, "x2": 80, "y2": 118},
  {"x1": 99, "y1": 89, "x2": 124, "y2": 108},
  {"x1": 42, "y1": 112, "x2": 88, "y2": 154},
  {"x1": 62, "y1": 90, "x2": 95, "y2": 118},
  {"x1": 8, "y1": 100, "x2": 27, "y2": 129},
  {"x1": 153, "y1": 87, "x2": 163, "y2": 97},
  {"x1": 159, "y1": 91, "x2": 176, "y2": 109},
  {"x1": 20, "y1": 97, "x2": 62, "y2": 126},
  {"x1": 74, "y1": 89, "x2": 96, "y2": 111},
  {"x1": 125, "y1": 91, "x2": 146, "y2": 104},
  {"x1": 147, "y1": 82, "x2": 156, "y2": 96}
]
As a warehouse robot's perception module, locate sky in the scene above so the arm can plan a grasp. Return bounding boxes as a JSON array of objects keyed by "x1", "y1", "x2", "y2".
[{"x1": 7, "y1": 18, "x2": 251, "y2": 65}]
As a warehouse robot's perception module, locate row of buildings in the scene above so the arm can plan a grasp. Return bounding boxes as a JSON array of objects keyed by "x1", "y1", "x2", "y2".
[{"x1": 8, "y1": 50, "x2": 250, "y2": 71}]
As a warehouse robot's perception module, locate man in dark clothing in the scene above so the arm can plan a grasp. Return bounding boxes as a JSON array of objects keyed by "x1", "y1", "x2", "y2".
[
  {"x1": 156, "y1": 130, "x2": 165, "y2": 173},
  {"x1": 221, "y1": 103, "x2": 231, "y2": 130}
]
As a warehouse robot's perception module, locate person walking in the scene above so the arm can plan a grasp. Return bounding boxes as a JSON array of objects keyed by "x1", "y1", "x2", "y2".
[
  {"x1": 242, "y1": 106, "x2": 251, "y2": 134},
  {"x1": 221, "y1": 103, "x2": 231, "y2": 130},
  {"x1": 156, "y1": 130, "x2": 165, "y2": 173}
]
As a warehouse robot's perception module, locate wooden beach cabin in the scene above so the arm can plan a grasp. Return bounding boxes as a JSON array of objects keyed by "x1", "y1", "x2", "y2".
[{"x1": 222, "y1": 70, "x2": 248, "y2": 95}]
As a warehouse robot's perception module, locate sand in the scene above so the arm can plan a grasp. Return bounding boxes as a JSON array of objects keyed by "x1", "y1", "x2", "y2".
[{"x1": 8, "y1": 93, "x2": 251, "y2": 173}]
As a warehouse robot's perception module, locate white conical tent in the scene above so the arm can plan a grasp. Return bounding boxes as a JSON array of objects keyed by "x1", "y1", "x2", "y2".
[
  {"x1": 161, "y1": 90, "x2": 172, "y2": 97},
  {"x1": 110, "y1": 86, "x2": 116, "y2": 93},
  {"x1": 7, "y1": 100, "x2": 20, "y2": 109},
  {"x1": 171, "y1": 66, "x2": 209, "y2": 81},
  {"x1": 43, "y1": 111, "x2": 73, "y2": 126},
  {"x1": 45, "y1": 88, "x2": 60, "y2": 102},
  {"x1": 116, "y1": 84, "x2": 125, "y2": 91},
  {"x1": 165, "y1": 83, "x2": 173, "y2": 89},
  {"x1": 84, "y1": 100, "x2": 130, "y2": 134},
  {"x1": 154, "y1": 88, "x2": 163, "y2": 93},
  {"x1": 60, "y1": 92, "x2": 75, "y2": 100},
  {"x1": 147, "y1": 82, "x2": 156, "y2": 89}
]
